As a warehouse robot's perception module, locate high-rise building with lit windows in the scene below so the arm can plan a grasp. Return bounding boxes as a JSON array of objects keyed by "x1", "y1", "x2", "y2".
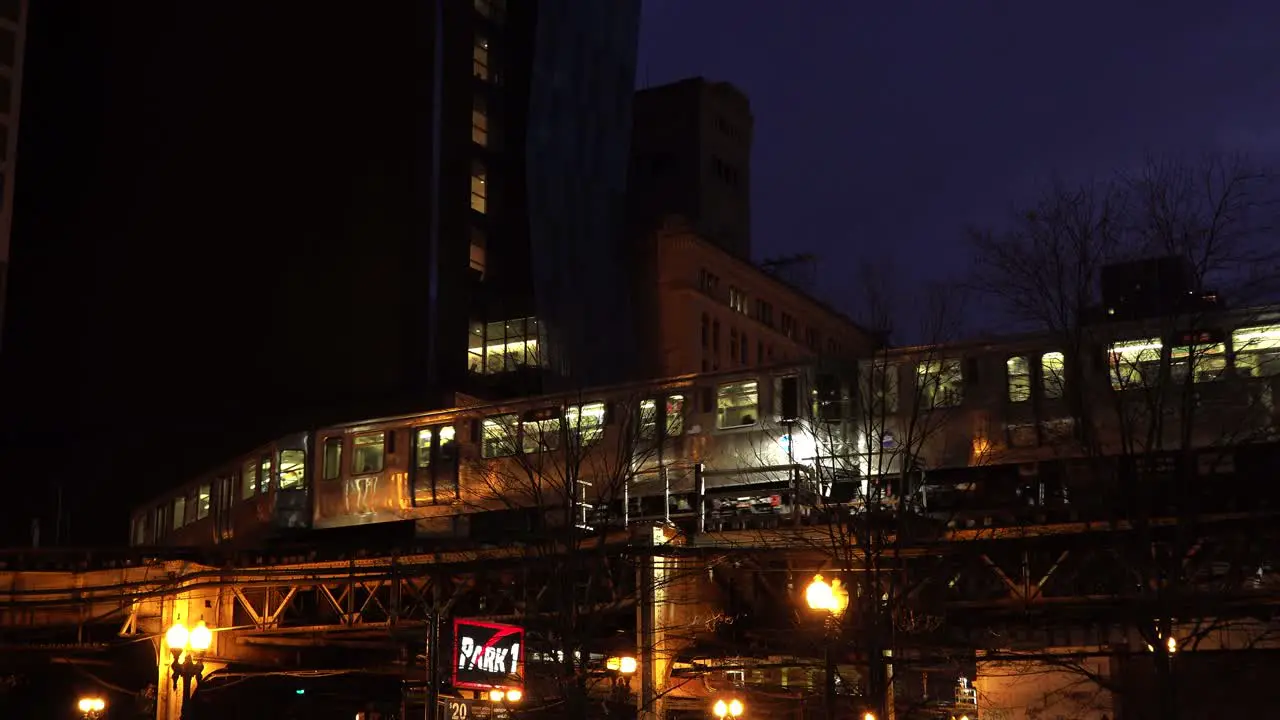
[{"x1": 0, "y1": 0, "x2": 641, "y2": 535}]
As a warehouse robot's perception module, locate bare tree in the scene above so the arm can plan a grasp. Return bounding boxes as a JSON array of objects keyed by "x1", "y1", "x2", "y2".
[{"x1": 968, "y1": 153, "x2": 1280, "y2": 719}]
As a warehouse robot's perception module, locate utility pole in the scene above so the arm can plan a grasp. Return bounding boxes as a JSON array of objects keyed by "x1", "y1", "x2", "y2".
[{"x1": 425, "y1": 580, "x2": 440, "y2": 720}]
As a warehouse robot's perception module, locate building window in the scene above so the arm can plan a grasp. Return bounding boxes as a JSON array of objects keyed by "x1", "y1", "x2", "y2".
[
  {"x1": 1233, "y1": 325, "x2": 1280, "y2": 377},
  {"x1": 716, "y1": 381, "x2": 758, "y2": 429},
  {"x1": 473, "y1": 36, "x2": 490, "y2": 80},
  {"x1": 472, "y1": 94, "x2": 489, "y2": 147},
  {"x1": 918, "y1": 359, "x2": 963, "y2": 408},
  {"x1": 757, "y1": 340, "x2": 764, "y2": 365},
  {"x1": 567, "y1": 402, "x2": 606, "y2": 445},
  {"x1": 1170, "y1": 342, "x2": 1226, "y2": 383},
  {"x1": 740, "y1": 332, "x2": 749, "y2": 365},
  {"x1": 197, "y1": 484, "x2": 211, "y2": 519},
  {"x1": 470, "y1": 160, "x2": 487, "y2": 214},
  {"x1": 699, "y1": 268, "x2": 720, "y2": 296},
  {"x1": 322, "y1": 437, "x2": 343, "y2": 481},
  {"x1": 1007, "y1": 357, "x2": 1031, "y2": 402},
  {"x1": 1041, "y1": 352, "x2": 1065, "y2": 398},
  {"x1": 482, "y1": 415, "x2": 518, "y2": 458},
  {"x1": 352, "y1": 433, "x2": 385, "y2": 475},
  {"x1": 701, "y1": 313, "x2": 710, "y2": 348},
  {"x1": 729, "y1": 328, "x2": 738, "y2": 365},
  {"x1": 729, "y1": 286, "x2": 747, "y2": 314},
  {"x1": 1109, "y1": 339, "x2": 1161, "y2": 389},
  {"x1": 279, "y1": 449, "x2": 306, "y2": 490},
  {"x1": 754, "y1": 299, "x2": 774, "y2": 327},
  {"x1": 468, "y1": 317, "x2": 545, "y2": 375},
  {"x1": 471, "y1": 226, "x2": 483, "y2": 278},
  {"x1": 241, "y1": 458, "x2": 257, "y2": 500},
  {"x1": 781, "y1": 313, "x2": 796, "y2": 340},
  {"x1": 414, "y1": 425, "x2": 459, "y2": 505},
  {"x1": 805, "y1": 327, "x2": 822, "y2": 352}
]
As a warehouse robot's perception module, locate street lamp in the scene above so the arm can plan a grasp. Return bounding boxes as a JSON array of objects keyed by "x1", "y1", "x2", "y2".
[
  {"x1": 606, "y1": 655, "x2": 638, "y2": 702},
  {"x1": 77, "y1": 696, "x2": 106, "y2": 719},
  {"x1": 806, "y1": 574, "x2": 849, "y2": 720},
  {"x1": 167, "y1": 620, "x2": 213, "y2": 711},
  {"x1": 712, "y1": 697, "x2": 745, "y2": 718}
]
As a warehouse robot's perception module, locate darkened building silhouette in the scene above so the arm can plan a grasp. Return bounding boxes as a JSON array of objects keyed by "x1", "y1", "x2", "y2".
[
  {"x1": 0, "y1": 0, "x2": 26, "y2": 351},
  {"x1": 0, "y1": 0, "x2": 640, "y2": 544},
  {"x1": 628, "y1": 77, "x2": 754, "y2": 260}
]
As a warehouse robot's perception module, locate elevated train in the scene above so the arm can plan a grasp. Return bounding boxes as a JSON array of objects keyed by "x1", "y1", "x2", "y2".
[
  {"x1": 132, "y1": 347, "x2": 1280, "y2": 551},
  {"x1": 130, "y1": 364, "x2": 853, "y2": 549}
]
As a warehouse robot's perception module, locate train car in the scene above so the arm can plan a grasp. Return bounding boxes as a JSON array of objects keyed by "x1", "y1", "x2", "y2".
[
  {"x1": 131, "y1": 361, "x2": 863, "y2": 548},
  {"x1": 129, "y1": 432, "x2": 311, "y2": 548},
  {"x1": 308, "y1": 362, "x2": 855, "y2": 539}
]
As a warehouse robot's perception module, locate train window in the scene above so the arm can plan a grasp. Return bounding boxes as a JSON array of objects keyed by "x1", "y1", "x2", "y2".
[
  {"x1": 322, "y1": 437, "x2": 343, "y2": 480},
  {"x1": 352, "y1": 433, "x2": 386, "y2": 475},
  {"x1": 1170, "y1": 342, "x2": 1226, "y2": 383},
  {"x1": 917, "y1": 360, "x2": 963, "y2": 408},
  {"x1": 415, "y1": 429, "x2": 433, "y2": 469},
  {"x1": 1109, "y1": 339, "x2": 1161, "y2": 389},
  {"x1": 640, "y1": 399, "x2": 658, "y2": 439},
  {"x1": 566, "y1": 402, "x2": 605, "y2": 444},
  {"x1": 1041, "y1": 352, "x2": 1065, "y2": 398},
  {"x1": 185, "y1": 489, "x2": 198, "y2": 525},
  {"x1": 259, "y1": 455, "x2": 273, "y2": 493},
  {"x1": 482, "y1": 414, "x2": 518, "y2": 458},
  {"x1": 197, "y1": 484, "x2": 211, "y2": 519},
  {"x1": 1007, "y1": 357, "x2": 1031, "y2": 402},
  {"x1": 172, "y1": 496, "x2": 186, "y2": 530},
  {"x1": 717, "y1": 381, "x2": 758, "y2": 429},
  {"x1": 666, "y1": 395, "x2": 685, "y2": 436},
  {"x1": 241, "y1": 459, "x2": 257, "y2": 499},
  {"x1": 279, "y1": 450, "x2": 306, "y2": 489},
  {"x1": 522, "y1": 417, "x2": 561, "y2": 453},
  {"x1": 1233, "y1": 325, "x2": 1280, "y2": 377}
]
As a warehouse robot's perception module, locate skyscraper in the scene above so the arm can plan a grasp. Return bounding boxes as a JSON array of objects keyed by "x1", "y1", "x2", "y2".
[{"x1": 0, "y1": 0, "x2": 641, "y2": 542}]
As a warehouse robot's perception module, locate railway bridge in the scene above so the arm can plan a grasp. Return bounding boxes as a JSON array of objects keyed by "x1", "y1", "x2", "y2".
[{"x1": 3, "y1": 503, "x2": 1280, "y2": 720}]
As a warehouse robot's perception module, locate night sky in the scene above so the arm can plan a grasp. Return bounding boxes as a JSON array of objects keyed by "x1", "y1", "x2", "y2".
[
  {"x1": 2, "y1": 1, "x2": 1278, "y2": 546},
  {"x1": 639, "y1": 0, "x2": 1280, "y2": 331}
]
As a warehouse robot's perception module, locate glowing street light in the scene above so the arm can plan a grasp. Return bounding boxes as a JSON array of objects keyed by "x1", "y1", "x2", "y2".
[
  {"x1": 77, "y1": 696, "x2": 106, "y2": 719},
  {"x1": 607, "y1": 655, "x2": 638, "y2": 674},
  {"x1": 805, "y1": 574, "x2": 849, "y2": 615},
  {"x1": 167, "y1": 620, "x2": 214, "y2": 711},
  {"x1": 712, "y1": 697, "x2": 745, "y2": 718}
]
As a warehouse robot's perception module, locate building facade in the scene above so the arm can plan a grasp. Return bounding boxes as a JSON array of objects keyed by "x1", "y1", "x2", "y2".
[
  {"x1": 637, "y1": 220, "x2": 877, "y2": 380},
  {"x1": 629, "y1": 77, "x2": 753, "y2": 260},
  {"x1": 0, "y1": 0, "x2": 25, "y2": 350}
]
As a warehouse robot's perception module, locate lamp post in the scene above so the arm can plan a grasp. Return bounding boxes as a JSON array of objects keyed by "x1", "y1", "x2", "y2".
[
  {"x1": 606, "y1": 655, "x2": 638, "y2": 703},
  {"x1": 806, "y1": 574, "x2": 848, "y2": 720},
  {"x1": 711, "y1": 697, "x2": 744, "y2": 719},
  {"x1": 166, "y1": 620, "x2": 213, "y2": 715},
  {"x1": 77, "y1": 696, "x2": 106, "y2": 719}
]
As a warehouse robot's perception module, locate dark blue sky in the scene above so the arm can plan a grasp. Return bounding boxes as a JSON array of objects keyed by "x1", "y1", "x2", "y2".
[{"x1": 638, "y1": 0, "x2": 1280, "y2": 326}]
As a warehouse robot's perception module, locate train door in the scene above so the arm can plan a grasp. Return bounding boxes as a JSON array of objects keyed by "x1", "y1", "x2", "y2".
[
  {"x1": 213, "y1": 475, "x2": 234, "y2": 542},
  {"x1": 275, "y1": 433, "x2": 312, "y2": 530}
]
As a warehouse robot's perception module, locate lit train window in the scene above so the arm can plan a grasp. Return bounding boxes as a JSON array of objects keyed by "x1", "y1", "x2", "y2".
[
  {"x1": 717, "y1": 381, "x2": 758, "y2": 429},
  {"x1": 241, "y1": 459, "x2": 257, "y2": 500},
  {"x1": 279, "y1": 450, "x2": 306, "y2": 489},
  {"x1": 566, "y1": 402, "x2": 605, "y2": 444},
  {"x1": 482, "y1": 415, "x2": 518, "y2": 458},
  {"x1": 352, "y1": 433, "x2": 386, "y2": 475},
  {"x1": 197, "y1": 484, "x2": 211, "y2": 520}
]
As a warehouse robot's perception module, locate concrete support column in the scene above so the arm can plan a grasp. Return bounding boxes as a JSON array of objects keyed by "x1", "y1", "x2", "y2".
[{"x1": 154, "y1": 578, "x2": 233, "y2": 720}]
